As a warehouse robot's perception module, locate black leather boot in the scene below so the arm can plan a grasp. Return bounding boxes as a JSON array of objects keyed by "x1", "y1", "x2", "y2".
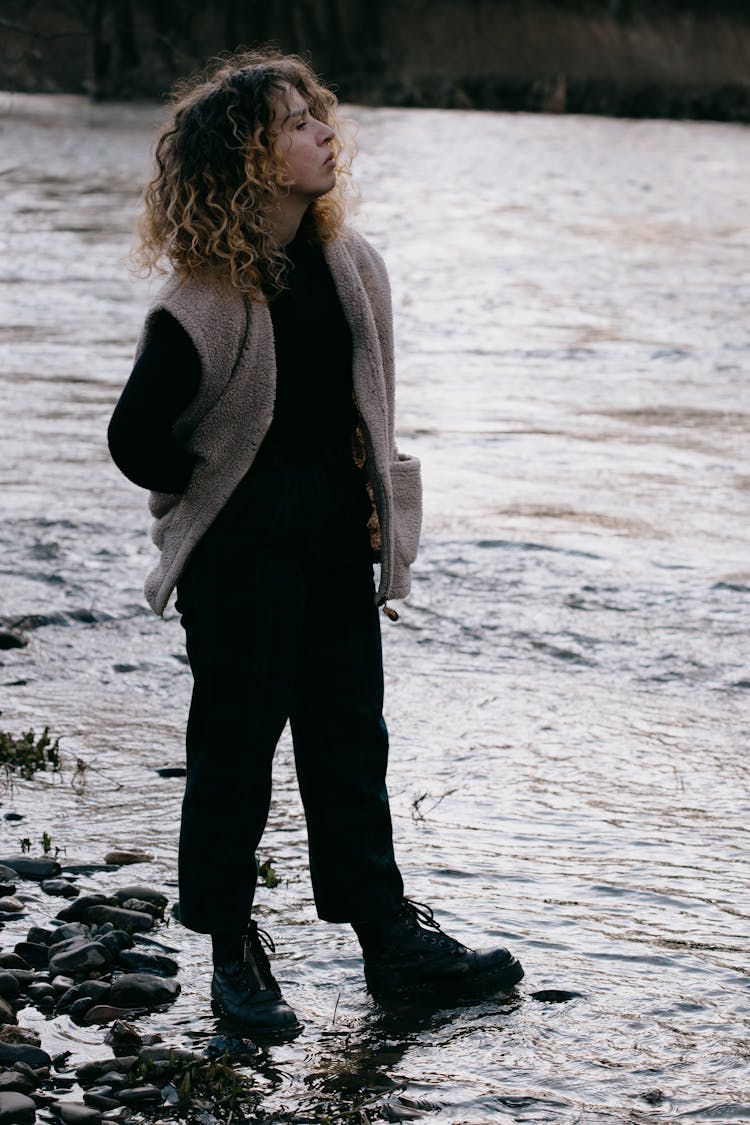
[
  {"x1": 210, "y1": 922, "x2": 300, "y2": 1035},
  {"x1": 353, "y1": 899, "x2": 524, "y2": 996}
]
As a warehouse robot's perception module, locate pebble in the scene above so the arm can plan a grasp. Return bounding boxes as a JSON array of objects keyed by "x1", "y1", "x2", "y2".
[
  {"x1": 0, "y1": 886, "x2": 16, "y2": 898},
  {"x1": 95, "y1": 932, "x2": 133, "y2": 959},
  {"x1": 85, "y1": 906, "x2": 154, "y2": 933},
  {"x1": 76, "y1": 1058, "x2": 138, "y2": 1087},
  {"x1": 0, "y1": 998, "x2": 16, "y2": 1026},
  {"x1": 83, "y1": 1091, "x2": 120, "y2": 1111},
  {"x1": 54, "y1": 923, "x2": 91, "y2": 944},
  {"x1": 116, "y1": 1085, "x2": 162, "y2": 1106},
  {"x1": 25, "y1": 927, "x2": 56, "y2": 947},
  {"x1": 117, "y1": 949, "x2": 178, "y2": 977},
  {"x1": 0, "y1": 976, "x2": 19, "y2": 1001},
  {"x1": 59, "y1": 1103, "x2": 103, "y2": 1124},
  {"x1": 0, "y1": 958, "x2": 27, "y2": 972},
  {"x1": 13, "y1": 942, "x2": 48, "y2": 968},
  {"x1": 0, "y1": 857, "x2": 61, "y2": 881},
  {"x1": 55, "y1": 895, "x2": 110, "y2": 923},
  {"x1": 0, "y1": 1044, "x2": 52, "y2": 1069},
  {"x1": 57, "y1": 980, "x2": 112, "y2": 1014},
  {"x1": 0, "y1": 1029, "x2": 40, "y2": 1049},
  {"x1": 48, "y1": 942, "x2": 111, "y2": 978},
  {"x1": 79, "y1": 1006, "x2": 142, "y2": 1027},
  {"x1": 109, "y1": 974, "x2": 180, "y2": 1009},
  {"x1": 0, "y1": 868, "x2": 16, "y2": 883},
  {"x1": 138, "y1": 1044, "x2": 204, "y2": 1067},
  {"x1": 41, "y1": 879, "x2": 79, "y2": 899},
  {"x1": 26, "y1": 982, "x2": 56, "y2": 1005},
  {"x1": 0, "y1": 1091, "x2": 36, "y2": 1123},
  {"x1": 0, "y1": 629, "x2": 27, "y2": 650},
  {"x1": 112, "y1": 888, "x2": 166, "y2": 911},
  {"x1": 0, "y1": 899, "x2": 25, "y2": 915},
  {"x1": 0, "y1": 1073, "x2": 35, "y2": 1095},
  {"x1": 103, "y1": 851, "x2": 152, "y2": 866}
]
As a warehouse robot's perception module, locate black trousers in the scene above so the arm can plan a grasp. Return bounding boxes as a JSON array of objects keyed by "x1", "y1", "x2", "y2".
[{"x1": 174, "y1": 458, "x2": 405, "y2": 934}]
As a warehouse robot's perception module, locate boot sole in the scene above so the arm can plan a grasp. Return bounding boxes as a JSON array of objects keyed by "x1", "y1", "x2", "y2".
[
  {"x1": 210, "y1": 998, "x2": 303, "y2": 1041},
  {"x1": 366, "y1": 953, "x2": 525, "y2": 998}
]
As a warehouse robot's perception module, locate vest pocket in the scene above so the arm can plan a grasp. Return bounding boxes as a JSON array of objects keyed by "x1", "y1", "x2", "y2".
[{"x1": 390, "y1": 453, "x2": 422, "y2": 568}]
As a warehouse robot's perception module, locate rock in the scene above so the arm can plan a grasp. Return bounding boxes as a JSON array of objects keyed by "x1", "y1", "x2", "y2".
[
  {"x1": 95, "y1": 932, "x2": 133, "y2": 959},
  {"x1": 0, "y1": 1073, "x2": 34, "y2": 1096},
  {"x1": 0, "y1": 956, "x2": 28, "y2": 971},
  {"x1": 25, "y1": 927, "x2": 56, "y2": 947},
  {"x1": 112, "y1": 887, "x2": 168, "y2": 910},
  {"x1": 116, "y1": 1085, "x2": 162, "y2": 1107},
  {"x1": 0, "y1": 629, "x2": 27, "y2": 650},
  {"x1": 0, "y1": 1028, "x2": 40, "y2": 1048},
  {"x1": 80, "y1": 1007, "x2": 143, "y2": 1027},
  {"x1": 83, "y1": 1091, "x2": 120, "y2": 1111},
  {"x1": 53, "y1": 923, "x2": 91, "y2": 944},
  {"x1": 59, "y1": 1103, "x2": 103, "y2": 1124},
  {"x1": 48, "y1": 942, "x2": 111, "y2": 978},
  {"x1": 103, "y1": 851, "x2": 152, "y2": 866},
  {"x1": 0, "y1": 1043, "x2": 52, "y2": 1069},
  {"x1": 138, "y1": 1045, "x2": 204, "y2": 1068},
  {"x1": 0, "y1": 885, "x2": 16, "y2": 897},
  {"x1": 3, "y1": 971, "x2": 38, "y2": 991},
  {"x1": 155, "y1": 766, "x2": 186, "y2": 777},
  {"x1": 76, "y1": 1058, "x2": 138, "y2": 1087},
  {"x1": 55, "y1": 895, "x2": 112, "y2": 923},
  {"x1": 41, "y1": 880, "x2": 79, "y2": 899},
  {"x1": 117, "y1": 950, "x2": 178, "y2": 977},
  {"x1": 0, "y1": 866, "x2": 17, "y2": 882},
  {"x1": 118, "y1": 899, "x2": 161, "y2": 919},
  {"x1": 85, "y1": 907, "x2": 153, "y2": 933},
  {"x1": 103, "y1": 1021, "x2": 141, "y2": 1057},
  {"x1": 57, "y1": 980, "x2": 112, "y2": 1014},
  {"x1": 0, "y1": 899, "x2": 26, "y2": 915},
  {"x1": 0, "y1": 975, "x2": 20, "y2": 1001},
  {"x1": 95, "y1": 1075, "x2": 127, "y2": 1091},
  {"x1": 49, "y1": 976, "x2": 75, "y2": 994},
  {"x1": 109, "y1": 974, "x2": 180, "y2": 1009},
  {"x1": 26, "y1": 983, "x2": 56, "y2": 1005},
  {"x1": 0, "y1": 857, "x2": 61, "y2": 881},
  {"x1": 12, "y1": 943, "x2": 48, "y2": 968},
  {"x1": 0, "y1": 998, "x2": 16, "y2": 1027},
  {"x1": 0, "y1": 1091, "x2": 36, "y2": 1123}
]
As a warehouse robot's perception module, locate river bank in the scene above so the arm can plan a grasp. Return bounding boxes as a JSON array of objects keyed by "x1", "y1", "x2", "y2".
[{"x1": 1, "y1": 0, "x2": 750, "y2": 120}]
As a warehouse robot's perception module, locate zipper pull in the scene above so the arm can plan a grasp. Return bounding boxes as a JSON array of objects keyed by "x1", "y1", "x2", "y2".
[{"x1": 382, "y1": 604, "x2": 399, "y2": 622}]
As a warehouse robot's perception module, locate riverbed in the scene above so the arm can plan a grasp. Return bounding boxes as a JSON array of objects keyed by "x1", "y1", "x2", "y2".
[{"x1": 0, "y1": 93, "x2": 748, "y2": 1123}]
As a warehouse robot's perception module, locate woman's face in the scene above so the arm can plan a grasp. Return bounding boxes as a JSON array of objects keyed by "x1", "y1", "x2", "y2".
[{"x1": 271, "y1": 84, "x2": 337, "y2": 203}]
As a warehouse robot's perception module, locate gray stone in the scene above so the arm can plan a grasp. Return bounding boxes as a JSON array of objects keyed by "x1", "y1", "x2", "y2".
[
  {"x1": 0, "y1": 866, "x2": 18, "y2": 882},
  {"x1": 59, "y1": 1103, "x2": 103, "y2": 1124},
  {"x1": 26, "y1": 983, "x2": 55, "y2": 1004},
  {"x1": 79, "y1": 1007, "x2": 142, "y2": 1027},
  {"x1": 111, "y1": 887, "x2": 168, "y2": 911},
  {"x1": 0, "y1": 998, "x2": 16, "y2": 1027},
  {"x1": 0, "y1": 629, "x2": 27, "y2": 650},
  {"x1": 102, "y1": 851, "x2": 152, "y2": 866},
  {"x1": 41, "y1": 879, "x2": 79, "y2": 899},
  {"x1": 95, "y1": 933, "x2": 132, "y2": 959},
  {"x1": 0, "y1": 974, "x2": 20, "y2": 1001},
  {"x1": 83, "y1": 1093, "x2": 119, "y2": 1111},
  {"x1": 103, "y1": 1021, "x2": 141, "y2": 1057},
  {"x1": 0, "y1": 957, "x2": 28, "y2": 971},
  {"x1": 138, "y1": 1045, "x2": 203, "y2": 1067},
  {"x1": 0, "y1": 885, "x2": 16, "y2": 898},
  {"x1": 24, "y1": 928, "x2": 56, "y2": 947},
  {"x1": 0, "y1": 856, "x2": 61, "y2": 881},
  {"x1": 76, "y1": 1058, "x2": 138, "y2": 1087},
  {"x1": 55, "y1": 896, "x2": 111, "y2": 923},
  {"x1": 116, "y1": 1085, "x2": 162, "y2": 1106},
  {"x1": 48, "y1": 942, "x2": 111, "y2": 978},
  {"x1": 49, "y1": 976, "x2": 75, "y2": 994},
  {"x1": 0, "y1": 1074, "x2": 34, "y2": 1096},
  {"x1": 12, "y1": 944, "x2": 47, "y2": 969},
  {"x1": 85, "y1": 907, "x2": 153, "y2": 933},
  {"x1": 69, "y1": 997, "x2": 96, "y2": 1020},
  {"x1": 3, "y1": 971, "x2": 38, "y2": 991},
  {"x1": 109, "y1": 974, "x2": 180, "y2": 1009},
  {"x1": 117, "y1": 949, "x2": 178, "y2": 977},
  {"x1": 57, "y1": 980, "x2": 112, "y2": 1014},
  {"x1": 53, "y1": 924, "x2": 92, "y2": 943},
  {"x1": 0, "y1": 1044, "x2": 51, "y2": 1069},
  {"x1": 0, "y1": 1091, "x2": 36, "y2": 1123},
  {"x1": 0, "y1": 899, "x2": 25, "y2": 915}
]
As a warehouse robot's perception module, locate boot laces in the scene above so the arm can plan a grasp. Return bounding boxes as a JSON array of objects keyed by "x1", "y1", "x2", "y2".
[
  {"x1": 241, "y1": 922, "x2": 281, "y2": 994},
  {"x1": 401, "y1": 899, "x2": 466, "y2": 954}
]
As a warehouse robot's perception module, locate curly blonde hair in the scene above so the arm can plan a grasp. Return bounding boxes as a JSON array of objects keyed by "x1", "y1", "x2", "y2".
[{"x1": 131, "y1": 49, "x2": 353, "y2": 299}]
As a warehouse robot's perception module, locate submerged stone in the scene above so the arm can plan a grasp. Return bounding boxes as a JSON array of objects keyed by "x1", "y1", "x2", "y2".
[
  {"x1": 85, "y1": 906, "x2": 153, "y2": 933},
  {"x1": 103, "y1": 851, "x2": 152, "y2": 866},
  {"x1": 0, "y1": 857, "x2": 61, "y2": 880},
  {"x1": 41, "y1": 879, "x2": 79, "y2": 898},
  {"x1": 117, "y1": 949, "x2": 178, "y2": 977},
  {"x1": 109, "y1": 974, "x2": 180, "y2": 1009}
]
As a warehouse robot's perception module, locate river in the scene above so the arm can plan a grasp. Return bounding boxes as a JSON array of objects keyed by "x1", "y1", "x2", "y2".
[{"x1": 0, "y1": 93, "x2": 748, "y2": 1123}]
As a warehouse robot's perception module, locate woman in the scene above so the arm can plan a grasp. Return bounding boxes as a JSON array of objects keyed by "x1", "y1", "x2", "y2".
[{"x1": 108, "y1": 49, "x2": 523, "y2": 1036}]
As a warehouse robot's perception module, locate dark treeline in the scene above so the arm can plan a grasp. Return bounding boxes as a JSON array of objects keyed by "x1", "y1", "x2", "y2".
[{"x1": 1, "y1": 0, "x2": 750, "y2": 120}]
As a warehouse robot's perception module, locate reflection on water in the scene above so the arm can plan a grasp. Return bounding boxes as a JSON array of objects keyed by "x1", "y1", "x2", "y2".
[{"x1": 0, "y1": 92, "x2": 749, "y2": 1122}]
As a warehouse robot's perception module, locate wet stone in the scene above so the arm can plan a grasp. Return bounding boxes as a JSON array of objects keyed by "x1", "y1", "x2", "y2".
[
  {"x1": 138, "y1": 1045, "x2": 204, "y2": 1067},
  {"x1": 13, "y1": 943, "x2": 47, "y2": 968},
  {"x1": 4, "y1": 971, "x2": 38, "y2": 991},
  {"x1": 103, "y1": 1021, "x2": 141, "y2": 1057},
  {"x1": 59, "y1": 1103, "x2": 103, "y2": 1124},
  {"x1": 0, "y1": 1029, "x2": 41, "y2": 1049},
  {"x1": 0, "y1": 975, "x2": 20, "y2": 1001},
  {"x1": 53, "y1": 923, "x2": 91, "y2": 944},
  {"x1": 103, "y1": 851, "x2": 152, "y2": 866},
  {"x1": 55, "y1": 895, "x2": 111, "y2": 923},
  {"x1": 76, "y1": 1059, "x2": 138, "y2": 1087},
  {"x1": 0, "y1": 899, "x2": 25, "y2": 916},
  {"x1": 117, "y1": 1085, "x2": 162, "y2": 1107},
  {"x1": 26, "y1": 982, "x2": 56, "y2": 1004},
  {"x1": 41, "y1": 879, "x2": 79, "y2": 899},
  {"x1": 79, "y1": 1006, "x2": 143, "y2": 1027},
  {"x1": 0, "y1": 1045, "x2": 51, "y2": 1072},
  {"x1": 83, "y1": 1092, "x2": 120, "y2": 1111},
  {"x1": 0, "y1": 1073, "x2": 35, "y2": 1096},
  {"x1": 0, "y1": 1091, "x2": 36, "y2": 1123},
  {"x1": 0, "y1": 867, "x2": 17, "y2": 883},
  {"x1": 0, "y1": 998, "x2": 17, "y2": 1026},
  {"x1": 25, "y1": 927, "x2": 56, "y2": 947},
  {"x1": 95, "y1": 932, "x2": 132, "y2": 959},
  {"x1": 0, "y1": 857, "x2": 61, "y2": 881},
  {"x1": 57, "y1": 980, "x2": 111, "y2": 1014},
  {"x1": 0, "y1": 957, "x2": 27, "y2": 972},
  {"x1": 109, "y1": 974, "x2": 180, "y2": 1009},
  {"x1": 117, "y1": 949, "x2": 178, "y2": 977},
  {"x1": 0, "y1": 886, "x2": 16, "y2": 898},
  {"x1": 0, "y1": 629, "x2": 27, "y2": 650},
  {"x1": 85, "y1": 906, "x2": 154, "y2": 933},
  {"x1": 48, "y1": 941, "x2": 111, "y2": 978}
]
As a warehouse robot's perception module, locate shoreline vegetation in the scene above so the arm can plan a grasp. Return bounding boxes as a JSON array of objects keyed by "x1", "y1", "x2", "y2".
[{"x1": 1, "y1": 0, "x2": 749, "y2": 122}]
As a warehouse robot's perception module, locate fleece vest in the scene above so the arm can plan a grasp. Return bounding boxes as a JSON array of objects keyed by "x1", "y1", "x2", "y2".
[{"x1": 135, "y1": 231, "x2": 422, "y2": 615}]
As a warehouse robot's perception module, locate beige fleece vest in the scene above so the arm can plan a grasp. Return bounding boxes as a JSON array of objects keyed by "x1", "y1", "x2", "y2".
[{"x1": 136, "y1": 231, "x2": 422, "y2": 615}]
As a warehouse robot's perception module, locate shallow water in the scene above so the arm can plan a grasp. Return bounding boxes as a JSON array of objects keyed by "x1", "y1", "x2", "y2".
[{"x1": 0, "y1": 93, "x2": 749, "y2": 1123}]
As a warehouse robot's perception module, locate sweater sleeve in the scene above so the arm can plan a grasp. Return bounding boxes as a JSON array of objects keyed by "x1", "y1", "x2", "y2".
[{"x1": 108, "y1": 312, "x2": 202, "y2": 493}]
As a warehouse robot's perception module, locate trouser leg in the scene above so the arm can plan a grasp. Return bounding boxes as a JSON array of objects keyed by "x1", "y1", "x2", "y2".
[
  {"x1": 289, "y1": 483, "x2": 404, "y2": 922},
  {"x1": 175, "y1": 482, "x2": 305, "y2": 934}
]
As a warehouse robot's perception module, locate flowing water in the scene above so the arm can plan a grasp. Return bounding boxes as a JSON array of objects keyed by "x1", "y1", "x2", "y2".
[{"x1": 0, "y1": 93, "x2": 749, "y2": 1123}]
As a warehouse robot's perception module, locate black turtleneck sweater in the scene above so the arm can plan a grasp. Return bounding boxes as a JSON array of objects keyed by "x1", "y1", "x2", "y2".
[{"x1": 108, "y1": 231, "x2": 356, "y2": 493}]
